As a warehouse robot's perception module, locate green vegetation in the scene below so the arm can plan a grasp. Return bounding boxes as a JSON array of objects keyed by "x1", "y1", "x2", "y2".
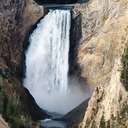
[
  {"x1": 0, "y1": 75, "x2": 32, "y2": 128},
  {"x1": 121, "y1": 47, "x2": 128, "y2": 91},
  {"x1": 2, "y1": 96, "x2": 28, "y2": 128},
  {"x1": 0, "y1": 75, "x2": 4, "y2": 113}
]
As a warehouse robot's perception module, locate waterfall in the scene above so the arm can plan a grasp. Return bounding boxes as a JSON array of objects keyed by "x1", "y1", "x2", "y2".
[
  {"x1": 24, "y1": 10, "x2": 70, "y2": 93},
  {"x1": 24, "y1": 10, "x2": 91, "y2": 115}
]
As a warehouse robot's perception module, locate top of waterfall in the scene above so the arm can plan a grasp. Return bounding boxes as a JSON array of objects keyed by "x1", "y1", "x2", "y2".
[{"x1": 34, "y1": 0, "x2": 89, "y2": 7}]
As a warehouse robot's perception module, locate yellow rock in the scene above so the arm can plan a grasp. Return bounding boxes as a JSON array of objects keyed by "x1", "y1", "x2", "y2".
[
  {"x1": 0, "y1": 115, "x2": 9, "y2": 128},
  {"x1": 74, "y1": 0, "x2": 128, "y2": 127}
]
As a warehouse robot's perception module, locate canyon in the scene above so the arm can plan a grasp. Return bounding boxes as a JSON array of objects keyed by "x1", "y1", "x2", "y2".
[{"x1": 0, "y1": 0, "x2": 128, "y2": 128}]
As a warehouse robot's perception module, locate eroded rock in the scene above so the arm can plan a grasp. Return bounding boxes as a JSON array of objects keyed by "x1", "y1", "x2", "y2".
[
  {"x1": 75, "y1": 0, "x2": 128, "y2": 127},
  {"x1": 0, "y1": 0, "x2": 45, "y2": 127}
]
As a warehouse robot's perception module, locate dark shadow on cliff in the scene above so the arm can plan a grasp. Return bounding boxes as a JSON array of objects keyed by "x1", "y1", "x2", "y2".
[
  {"x1": 63, "y1": 98, "x2": 89, "y2": 127},
  {"x1": 21, "y1": 88, "x2": 52, "y2": 120},
  {"x1": 69, "y1": 12, "x2": 82, "y2": 76}
]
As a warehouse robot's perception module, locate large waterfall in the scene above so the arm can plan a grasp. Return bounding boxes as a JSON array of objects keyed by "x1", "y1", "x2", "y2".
[{"x1": 24, "y1": 10, "x2": 91, "y2": 115}]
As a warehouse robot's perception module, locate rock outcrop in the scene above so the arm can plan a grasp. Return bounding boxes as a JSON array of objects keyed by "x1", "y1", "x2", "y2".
[
  {"x1": 0, "y1": 0, "x2": 44, "y2": 75},
  {"x1": 74, "y1": 0, "x2": 128, "y2": 127},
  {"x1": 0, "y1": 115, "x2": 9, "y2": 128}
]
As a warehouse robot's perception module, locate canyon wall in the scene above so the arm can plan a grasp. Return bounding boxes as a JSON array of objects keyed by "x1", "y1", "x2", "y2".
[
  {"x1": 0, "y1": 0, "x2": 44, "y2": 127},
  {"x1": 74, "y1": 0, "x2": 128, "y2": 127}
]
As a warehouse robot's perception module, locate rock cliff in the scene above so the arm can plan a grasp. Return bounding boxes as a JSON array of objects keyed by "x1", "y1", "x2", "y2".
[
  {"x1": 74, "y1": 0, "x2": 128, "y2": 127},
  {"x1": 0, "y1": 115, "x2": 9, "y2": 128},
  {"x1": 0, "y1": 0, "x2": 44, "y2": 127}
]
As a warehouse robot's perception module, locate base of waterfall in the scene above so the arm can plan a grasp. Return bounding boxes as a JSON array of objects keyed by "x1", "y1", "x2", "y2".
[
  {"x1": 41, "y1": 98, "x2": 89, "y2": 128},
  {"x1": 28, "y1": 77, "x2": 92, "y2": 115}
]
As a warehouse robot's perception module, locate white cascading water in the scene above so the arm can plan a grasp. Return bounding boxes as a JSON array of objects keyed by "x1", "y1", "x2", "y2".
[{"x1": 24, "y1": 10, "x2": 91, "y2": 115}]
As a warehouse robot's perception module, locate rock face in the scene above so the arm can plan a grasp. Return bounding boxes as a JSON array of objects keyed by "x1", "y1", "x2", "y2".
[
  {"x1": 0, "y1": 0, "x2": 44, "y2": 74},
  {"x1": 74, "y1": 0, "x2": 128, "y2": 127},
  {"x1": 0, "y1": 0, "x2": 44, "y2": 127},
  {"x1": 0, "y1": 115, "x2": 9, "y2": 128}
]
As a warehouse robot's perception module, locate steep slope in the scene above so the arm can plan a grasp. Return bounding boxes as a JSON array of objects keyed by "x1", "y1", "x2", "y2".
[
  {"x1": 0, "y1": 116, "x2": 9, "y2": 128},
  {"x1": 0, "y1": 0, "x2": 44, "y2": 127},
  {"x1": 73, "y1": 0, "x2": 128, "y2": 127}
]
